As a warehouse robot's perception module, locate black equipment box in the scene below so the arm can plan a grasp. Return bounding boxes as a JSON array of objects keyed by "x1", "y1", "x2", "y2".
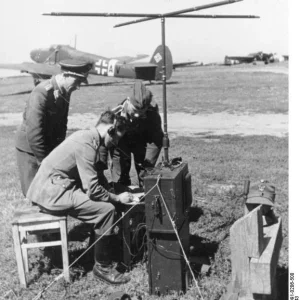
[
  {"x1": 118, "y1": 203, "x2": 146, "y2": 270},
  {"x1": 144, "y1": 162, "x2": 192, "y2": 295},
  {"x1": 144, "y1": 162, "x2": 192, "y2": 233}
]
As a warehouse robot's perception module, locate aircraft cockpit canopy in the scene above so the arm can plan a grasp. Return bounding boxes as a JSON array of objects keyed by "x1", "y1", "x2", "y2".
[{"x1": 49, "y1": 44, "x2": 63, "y2": 51}]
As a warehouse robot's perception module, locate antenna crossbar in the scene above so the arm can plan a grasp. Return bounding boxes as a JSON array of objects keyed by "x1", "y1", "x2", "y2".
[{"x1": 43, "y1": 12, "x2": 259, "y2": 19}]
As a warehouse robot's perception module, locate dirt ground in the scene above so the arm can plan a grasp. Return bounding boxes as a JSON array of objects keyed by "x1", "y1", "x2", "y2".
[
  {"x1": 0, "y1": 111, "x2": 288, "y2": 138},
  {"x1": 0, "y1": 62, "x2": 288, "y2": 138}
]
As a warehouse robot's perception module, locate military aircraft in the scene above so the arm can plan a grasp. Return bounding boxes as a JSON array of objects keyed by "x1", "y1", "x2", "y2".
[
  {"x1": 224, "y1": 51, "x2": 274, "y2": 65},
  {"x1": 0, "y1": 44, "x2": 173, "y2": 85},
  {"x1": 30, "y1": 44, "x2": 150, "y2": 65}
]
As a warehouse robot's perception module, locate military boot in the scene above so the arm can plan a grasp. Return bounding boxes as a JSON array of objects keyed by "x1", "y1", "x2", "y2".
[{"x1": 93, "y1": 234, "x2": 130, "y2": 285}]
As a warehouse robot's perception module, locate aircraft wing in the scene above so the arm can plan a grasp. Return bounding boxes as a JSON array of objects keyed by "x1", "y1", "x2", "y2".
[
  {"x1": 113, "y1": 54, "x2": 149, "y2": 63},
  {"x1": 0, "y1": 62, "x2": 61, "y2": 77},
  {"x1": 129, "y1": 62, "x2": 157, "y2": 67},
  {"x1": 173, "y1": 61, "x2": 198, "y2": 69}
]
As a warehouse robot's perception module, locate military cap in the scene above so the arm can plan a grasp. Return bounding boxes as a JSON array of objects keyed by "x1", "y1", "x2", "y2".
[
  {"x1": 59, "y1": 59, "x2": 92, "y2": 84},
  {"x1": 129, "y1": 81, "x2": 152, "y2": 110},
  {"x1": 246, "y1": 179, "x2": 276, "y2": 206}
]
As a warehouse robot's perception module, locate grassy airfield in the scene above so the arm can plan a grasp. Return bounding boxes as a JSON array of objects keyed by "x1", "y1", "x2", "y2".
[{"x1": 0, "y1": 62, "x2": 288, "y2": 300}]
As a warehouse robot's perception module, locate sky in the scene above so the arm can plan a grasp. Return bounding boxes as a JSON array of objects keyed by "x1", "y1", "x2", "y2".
[{"x1": 0, "y1": 0, "x2": 288, "y2": 77}]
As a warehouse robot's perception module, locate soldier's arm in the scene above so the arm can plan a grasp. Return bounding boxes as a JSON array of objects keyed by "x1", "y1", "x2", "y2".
[
  {"x1": 53, "y1": 101, "x2": 69, "y2": 148},
  {"x1": 95, "y1": 145, "x2": 110, "y2": 188},
  {"x1": 75, "y1": 142, "x2": 118, "y2": 202},
  {"x1": 25, "y1": 91, "x2": 49, "y2": 163},
  {"x1": 144, "y1": 108, "x2": 164, "y2": 166}
]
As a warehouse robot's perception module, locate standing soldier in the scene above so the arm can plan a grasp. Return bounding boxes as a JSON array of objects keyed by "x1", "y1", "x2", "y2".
[
  {"x1": 15, "y1": 60, "x2": 92, "y2": 196},
  {"x1": 109, "y1": 81, "x2": 164, "y2": 187}
]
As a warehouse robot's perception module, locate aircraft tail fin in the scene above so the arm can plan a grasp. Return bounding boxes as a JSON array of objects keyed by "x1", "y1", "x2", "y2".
[{"x1": 149, "y1": 45, "x2": 173, "y2": 80}]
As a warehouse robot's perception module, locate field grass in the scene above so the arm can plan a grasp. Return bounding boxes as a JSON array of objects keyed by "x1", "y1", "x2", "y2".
[
  {"x1": 0, "y1": 64, "x2": 288, "y2": 299},
  {"x1": 0, "y1": 63, "x2": 288, "y2": 116}
]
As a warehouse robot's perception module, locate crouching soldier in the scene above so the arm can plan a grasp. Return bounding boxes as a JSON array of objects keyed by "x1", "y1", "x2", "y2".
[
  {"x1": 26, "y1": 110, "x2": 133, "y2": 285},
  {"x1": 109, "y1": 81, "x2": 164, "y2": 187}
]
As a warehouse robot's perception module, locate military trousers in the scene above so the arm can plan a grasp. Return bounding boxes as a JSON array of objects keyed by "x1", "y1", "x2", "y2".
[
  {"x1": 110, "y1": 139, "x2": 147, "y2": 186},
  {"x1": 35, "y1": 188, "x2": 116, "y2": 236},
  {"x1": 16, "y1": 148, "x2": 39, "y2": 197}
]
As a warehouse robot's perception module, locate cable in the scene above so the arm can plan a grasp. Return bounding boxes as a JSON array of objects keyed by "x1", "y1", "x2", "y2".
[
  {"x1": 155, "y1": 175, "x2": 204, "y2": 300},
  {"x1": 148, "y1": 239, "x2": 183, "y2": 260},
  {"x1": 31, "y1": 181, "x2": 159, "y2": 300}
]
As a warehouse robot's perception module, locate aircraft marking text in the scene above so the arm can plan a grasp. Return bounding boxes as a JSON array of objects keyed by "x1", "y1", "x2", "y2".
[{"x1": 108, "y1": 59, "x2": 118, "y2": 77}]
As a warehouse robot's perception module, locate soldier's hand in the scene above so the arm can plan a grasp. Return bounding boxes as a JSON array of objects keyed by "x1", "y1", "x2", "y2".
[{"x1": 117, "y1": 192, "x2": 133, "y2": 204}]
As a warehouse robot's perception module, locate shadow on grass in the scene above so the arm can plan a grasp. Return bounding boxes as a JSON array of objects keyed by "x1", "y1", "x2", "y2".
[
  {"x1": 144, "y1": 80, "x2": 179, "y2": 86},
  {"x1": 81, "y1": 80, "x2": 180, "y2": 88},
  {"x1": 190, "y1": 234, "x2": 219, "y2": 257},
  {"x1": 83, "y1": 81, "x2": 130, "y2": 87},
  {"x1": 68, "y1": 222, "x2": 93, "y2": 242},
  {"x1": 189, "y1": 234, "x2": 219, "y2": 277},
  {"x1": 189, "y1": 206, "x2": 204, "y2": 222}
]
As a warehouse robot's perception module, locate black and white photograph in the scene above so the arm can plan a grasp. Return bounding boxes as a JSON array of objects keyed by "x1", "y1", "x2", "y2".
[{"x1": 0, "y1": 0, "x2": 290, "y2": 299}]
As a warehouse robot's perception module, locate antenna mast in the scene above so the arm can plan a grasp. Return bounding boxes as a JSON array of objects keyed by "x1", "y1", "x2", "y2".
[{"x1": 43, "y1": 0, "x2": 259, "y2": 163}]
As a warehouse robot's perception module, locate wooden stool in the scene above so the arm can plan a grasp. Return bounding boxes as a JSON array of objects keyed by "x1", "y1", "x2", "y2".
[{"x1": 11, "y1": 207, "x2": 69, "y2": 287}]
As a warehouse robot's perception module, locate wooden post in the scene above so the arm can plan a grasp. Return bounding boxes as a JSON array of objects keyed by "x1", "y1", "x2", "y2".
[
  {"x1": 221, "y1": 205, "x2": 282, "y2": 300},
  {"x1": 250, "y1": 220, "x2": 282, "y2": 296}
]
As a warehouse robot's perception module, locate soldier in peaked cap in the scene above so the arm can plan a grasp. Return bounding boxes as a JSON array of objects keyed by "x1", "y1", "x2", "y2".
[
  {"x1": 15, "y1": 59, "x2": 92, "y2": 197},
  {"x1": 106, "y1": 80, "x2": 164, "y2": 188}
]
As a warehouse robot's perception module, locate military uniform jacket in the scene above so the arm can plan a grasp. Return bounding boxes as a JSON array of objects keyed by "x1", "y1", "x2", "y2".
[
  {"x1": 26, "y1": 128, "x2": 111, "y2": 211},
  {"x1": 15, "y1": 76, "x2": 70, "y2": 162},
  {"x1": 118, "y1": 101, "x2": 164, "y2": 166}
]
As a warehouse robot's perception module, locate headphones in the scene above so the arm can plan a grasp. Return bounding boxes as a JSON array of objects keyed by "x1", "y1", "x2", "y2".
[{"x1": 107, "y1": 125, "x2": 116, "y2": 137}]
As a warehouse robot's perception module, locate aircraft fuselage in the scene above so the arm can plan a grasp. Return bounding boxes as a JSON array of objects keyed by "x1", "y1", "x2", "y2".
[{"x1": 30, "y1": 45, "x2": 163, "y2": 81}]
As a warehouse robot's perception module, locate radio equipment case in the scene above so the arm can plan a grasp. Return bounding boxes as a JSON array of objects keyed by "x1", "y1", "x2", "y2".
[{"x1": 144, "y1": 162, "x2": 192, "y2": 295}]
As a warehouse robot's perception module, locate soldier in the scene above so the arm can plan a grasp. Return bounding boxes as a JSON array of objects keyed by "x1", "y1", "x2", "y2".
[
  {"x1": 15, "y1": 59, "x2": 92, "y2": 196},
  {"x1": 26, "y1": 110, "x2": 133, "y2": 285},
  {"x1": 109, "y1": 81, "x2": 164, "y2": 187}
]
